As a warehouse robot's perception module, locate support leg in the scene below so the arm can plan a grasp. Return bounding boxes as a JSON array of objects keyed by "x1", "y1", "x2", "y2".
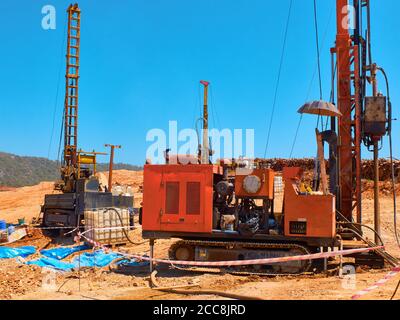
[
  {"x1": 321, "y1": 247, "x2": 327, "y2": 272},
  {"x1": 150, "y1": 239, "x2": 155, "y2": 273}
]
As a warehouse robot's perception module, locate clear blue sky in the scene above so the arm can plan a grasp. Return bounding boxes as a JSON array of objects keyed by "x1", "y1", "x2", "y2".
[{"x1": 0, "y1": 0, "x2": 399, "y2": 165}]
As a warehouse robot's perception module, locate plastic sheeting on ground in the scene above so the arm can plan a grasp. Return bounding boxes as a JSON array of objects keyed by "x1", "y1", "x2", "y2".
[
  {"x1": 40, "y1": 245, "x2": 89, "y2": 260},
  {"x1": 1, "y1": 244, "x2": 148, "y2": 272},
  {"x1": 0, "y1": 246, "x2": 36, "y2": 259},
  {"x1": 73, "y1": 250, "x2": 122, "y2": 268},
  {"x1": 118, "y1": 258, "x2": 150, "y2": 268},
  {"x1": 26, "y1": 257, "x2": 76, "y2": 270},
  {"x1": 26, "y1": 250, "x2": 136, "y2": 271}
]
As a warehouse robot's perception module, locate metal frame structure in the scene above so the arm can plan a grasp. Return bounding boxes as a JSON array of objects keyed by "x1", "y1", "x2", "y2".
[
  {"x1": 333, "y1": 0, "x2": 363, "y2": 223},
  {"x1": 64, "y1": 4, "x2": 81, "y2": 173}
]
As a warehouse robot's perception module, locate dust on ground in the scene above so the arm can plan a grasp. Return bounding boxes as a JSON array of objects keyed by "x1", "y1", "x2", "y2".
[{"x1": 0, "y1": 170, "x2": 400, "y2": 300}]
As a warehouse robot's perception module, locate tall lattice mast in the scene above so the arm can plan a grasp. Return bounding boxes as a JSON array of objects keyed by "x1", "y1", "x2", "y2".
[
  {"x1": 333, "y1": 0, "x2": 362, "y2": 222},
  {"x1": 63, "y1": 4, "x2": 81, "y2": 170}
]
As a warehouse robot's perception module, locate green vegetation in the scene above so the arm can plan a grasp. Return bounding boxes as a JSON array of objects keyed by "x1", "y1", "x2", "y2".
[{"x1": 0, "y1": 152, "x2": 142, "y2": 187}]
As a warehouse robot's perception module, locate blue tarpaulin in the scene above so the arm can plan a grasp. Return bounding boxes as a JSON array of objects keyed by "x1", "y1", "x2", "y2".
[
  {"x1": 26, "y1": 250, "x2": 128, "y2": 271},
  {"x1": 26, "y1": 257, "x2": 76, "y2": 270},
  {"x1": 118, "y1": 259, "x2": 149, "y2": 267},
  {"x1": 73, "y1": 250, "x2": 122, "y2": 268},
  {"x1": 40, "y1": 245, "x2": 89, "y2": 260},
  {"x1": 1, "y1": 244, "x2": 147, "y2": 272},
  {"x1": 0, "y1": 246, "x2": 36, "y2": 259}
]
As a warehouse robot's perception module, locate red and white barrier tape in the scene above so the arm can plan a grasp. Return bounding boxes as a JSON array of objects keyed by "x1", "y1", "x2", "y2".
[
  {"x1": 77, "y1": 232, "x2": 383, "y2": 267},
  {"x1": 130, "y1": 246, "x2": 384, "y2": 267},
  {"x1": 74, "y1": 233, "x2": 400, "y2": 300},
  {"x1": 351, "y1": 266, "x2": 400, "y2": 300}
]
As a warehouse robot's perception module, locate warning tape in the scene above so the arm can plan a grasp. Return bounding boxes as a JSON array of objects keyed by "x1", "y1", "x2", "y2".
[
  {"x1": 351, "y1": 266, "x2": 400, "y2": 300},
  {"x1": 77, "y1": 232, "x2": 383, "y2": 267},
  {"x1": 26, "y1": 225, "x2": 135, "y2": 233},
  {"x1": 130, "y1": 246, "x2": 384, "y2": 267}
]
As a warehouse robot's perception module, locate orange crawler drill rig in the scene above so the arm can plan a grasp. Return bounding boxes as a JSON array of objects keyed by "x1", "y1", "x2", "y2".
[{"x1": 140, "y1": 0, "x2": 398, "y2": 274}]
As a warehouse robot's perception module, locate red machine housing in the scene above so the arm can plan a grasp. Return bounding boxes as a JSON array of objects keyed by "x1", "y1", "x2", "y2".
[
  {"x1": 142, "y1": 164, "x2": 221, "y2": 234},
  {"x1": 143, "y1": 164, "x2": 336, "y2": 242},
  {"x1": 283, "y1": 168, "x2": 336, "y2": 238}
]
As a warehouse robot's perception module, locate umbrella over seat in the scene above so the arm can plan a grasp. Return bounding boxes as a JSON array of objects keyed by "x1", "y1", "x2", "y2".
[{"x1": 298, "y1": 100, "x2": 342, "y2": 117}]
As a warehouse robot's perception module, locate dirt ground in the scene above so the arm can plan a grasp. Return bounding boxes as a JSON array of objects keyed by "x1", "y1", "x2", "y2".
[{"x1": 0, "y1": 170, "x2": 399, "y2": 301}]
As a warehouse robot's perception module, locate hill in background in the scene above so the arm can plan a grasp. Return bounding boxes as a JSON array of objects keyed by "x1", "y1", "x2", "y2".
[{"x1": 0, "y1": 152, "x2": 142, "y2": 187}]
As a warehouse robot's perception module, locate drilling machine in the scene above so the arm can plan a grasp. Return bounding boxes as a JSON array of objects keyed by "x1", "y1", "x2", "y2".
[
  {"x1": 41, "y1": 4, "x2": 133, "y2": 232},
  {"x1": 141, "y1": 0, "x2": 398, "y2": 274}
]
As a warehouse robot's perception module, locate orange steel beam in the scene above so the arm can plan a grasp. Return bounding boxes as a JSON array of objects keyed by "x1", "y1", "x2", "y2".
[
  {"x1": 105, "y1": 144, "x2": 122, "y2": 191},
  {"x1": 334, "y1": 0, "x2": 362, "y2": 222}
]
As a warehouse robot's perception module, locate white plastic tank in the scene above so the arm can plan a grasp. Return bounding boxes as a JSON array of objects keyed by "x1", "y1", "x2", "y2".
[
  {"x1": 126, "y1": 186, "x2": 134, "y2": 196},
  {"x1": 112, "y1": 186, "x2": 124, "y2": 196}
]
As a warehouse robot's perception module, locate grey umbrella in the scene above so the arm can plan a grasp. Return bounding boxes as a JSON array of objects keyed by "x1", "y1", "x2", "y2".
[{"x1": 298, "y1": 100, "x2": 342, "y2": 117}]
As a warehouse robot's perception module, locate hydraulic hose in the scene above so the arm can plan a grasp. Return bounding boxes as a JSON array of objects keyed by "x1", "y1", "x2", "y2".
[
  {"x1": 104, "y1": 207, "x2": 147, "y2": 246},
  {"x1": 150, "y1": 270, "x2": 264, "y2": 300},
  {"x1": 336, "y1": 210, "x2": 385, "y2": 246},
  {"x1": 376, "y1": 67, "x2": 400, "y2": 250}
]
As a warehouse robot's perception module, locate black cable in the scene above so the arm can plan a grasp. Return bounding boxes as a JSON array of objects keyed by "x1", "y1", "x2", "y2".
[
  {"x1": 376, "y1": 67, "x2": 400, "y2": 250},
  {"x1": 48, "y1": 13, "x2": 68, "y2": 160},
  {"x1": 289, "y1": 114, "x2": 303, "y2": 159},
  {"x1": 264, "y1": 0, "x2": 294, "y2": 158},
  {"x1": 288, "y1": 2, "x2": 334, "y2": 158},
  {"x1": 366, "y1": 0, "x2": 373, "y2": 66},
  {"x1": 391, "y1": 280, "x2": 400, "y2": 300},
  {"x1": 337, "y1": 222, "x2": 385, "y2": 247},
  {"x1": 313, "y1": 0, "x2": 323, "y2": 101},
  {"x1": 336, "y1": 210, "x2": 385, "y2": 247},
  {"x1": 57, "y1": 112, "x2": 65, "y2": 167},
  {"x1": 210, "y1": 85, "x2": 221, "y2": 129},
  {"x1": 105, "y1": 207, "x2": 147, "y2": 245}
]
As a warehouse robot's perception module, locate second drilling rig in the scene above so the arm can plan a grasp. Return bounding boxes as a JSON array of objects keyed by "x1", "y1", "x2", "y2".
[{"x1": 41, "y1": 4, "x2": 133, "y2": 231}]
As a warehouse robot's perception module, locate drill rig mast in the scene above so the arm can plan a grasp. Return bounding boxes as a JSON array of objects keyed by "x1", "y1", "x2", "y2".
[
  {"x1": 61, "y1": 4, "x2": 81, "y2": 193},
  {"x1": 41, "y1": 3, "x2": 133, "y2": 230},
  {"x1": 333, "y1": 0, "x2": 362, "y2": 223},
  {"x1": 333, "y1": 1, "x2": 390, "y2": 247}
]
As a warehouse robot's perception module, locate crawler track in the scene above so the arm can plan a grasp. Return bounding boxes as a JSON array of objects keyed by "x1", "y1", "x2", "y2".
[{"x1": 169, "y1": 240, "x2": 312, "y2": 276}]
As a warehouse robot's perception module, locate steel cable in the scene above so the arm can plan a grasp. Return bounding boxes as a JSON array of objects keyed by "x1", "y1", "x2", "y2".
[{"x1": 264, "y1": 0, "x2": 294, "y2": 158}]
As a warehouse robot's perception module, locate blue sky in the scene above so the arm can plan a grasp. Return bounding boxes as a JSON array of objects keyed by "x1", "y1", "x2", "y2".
[{"x1": 0, "y1": 0, "x2": 399, "y2": 165}]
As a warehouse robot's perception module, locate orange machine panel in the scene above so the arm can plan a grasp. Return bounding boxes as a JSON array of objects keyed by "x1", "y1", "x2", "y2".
[
  {"x1": 283, "y1": 167, "x2": 336, "y2": 238},
  {"x1": 142, "y1": 164, "x2": 219, "y2": 234},
  {"x1": 234, "y1": 168, "x2": 275, "y2": 199}
]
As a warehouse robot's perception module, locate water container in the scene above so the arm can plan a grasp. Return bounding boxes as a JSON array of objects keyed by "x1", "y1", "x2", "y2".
[
  {"x1": 112, "y1": 186, "x2": 123, "y2": 196},
  {"x1": 126, "y1": 186, "x2": 133, "y2": 196},
  {"x1": 0, "y1": 220, "x2": 6, "y2": 231},
  {"x1": 84, "y1": 208, "x2": 130, "y2": 246}
]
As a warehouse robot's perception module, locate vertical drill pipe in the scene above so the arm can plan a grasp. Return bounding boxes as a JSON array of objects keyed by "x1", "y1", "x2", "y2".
[
  {"x1": 200, "y1": 81, "x2": 210, "y2": 164},
  {"x1": 373, "y1": 141, "x2": 381, "y2": 243},
  {"x1": 105, "y1": 144, "x2": 121, "y2": 191},
  {"x1": 353, "y1": 45, "x2": 362, "y2": 227},
  {"x1": 370, "y1": 64, "x2": 381, "y2": 244},
  {"x1": 109, "y1": 147, "x2": 114, "y2": 191}
]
